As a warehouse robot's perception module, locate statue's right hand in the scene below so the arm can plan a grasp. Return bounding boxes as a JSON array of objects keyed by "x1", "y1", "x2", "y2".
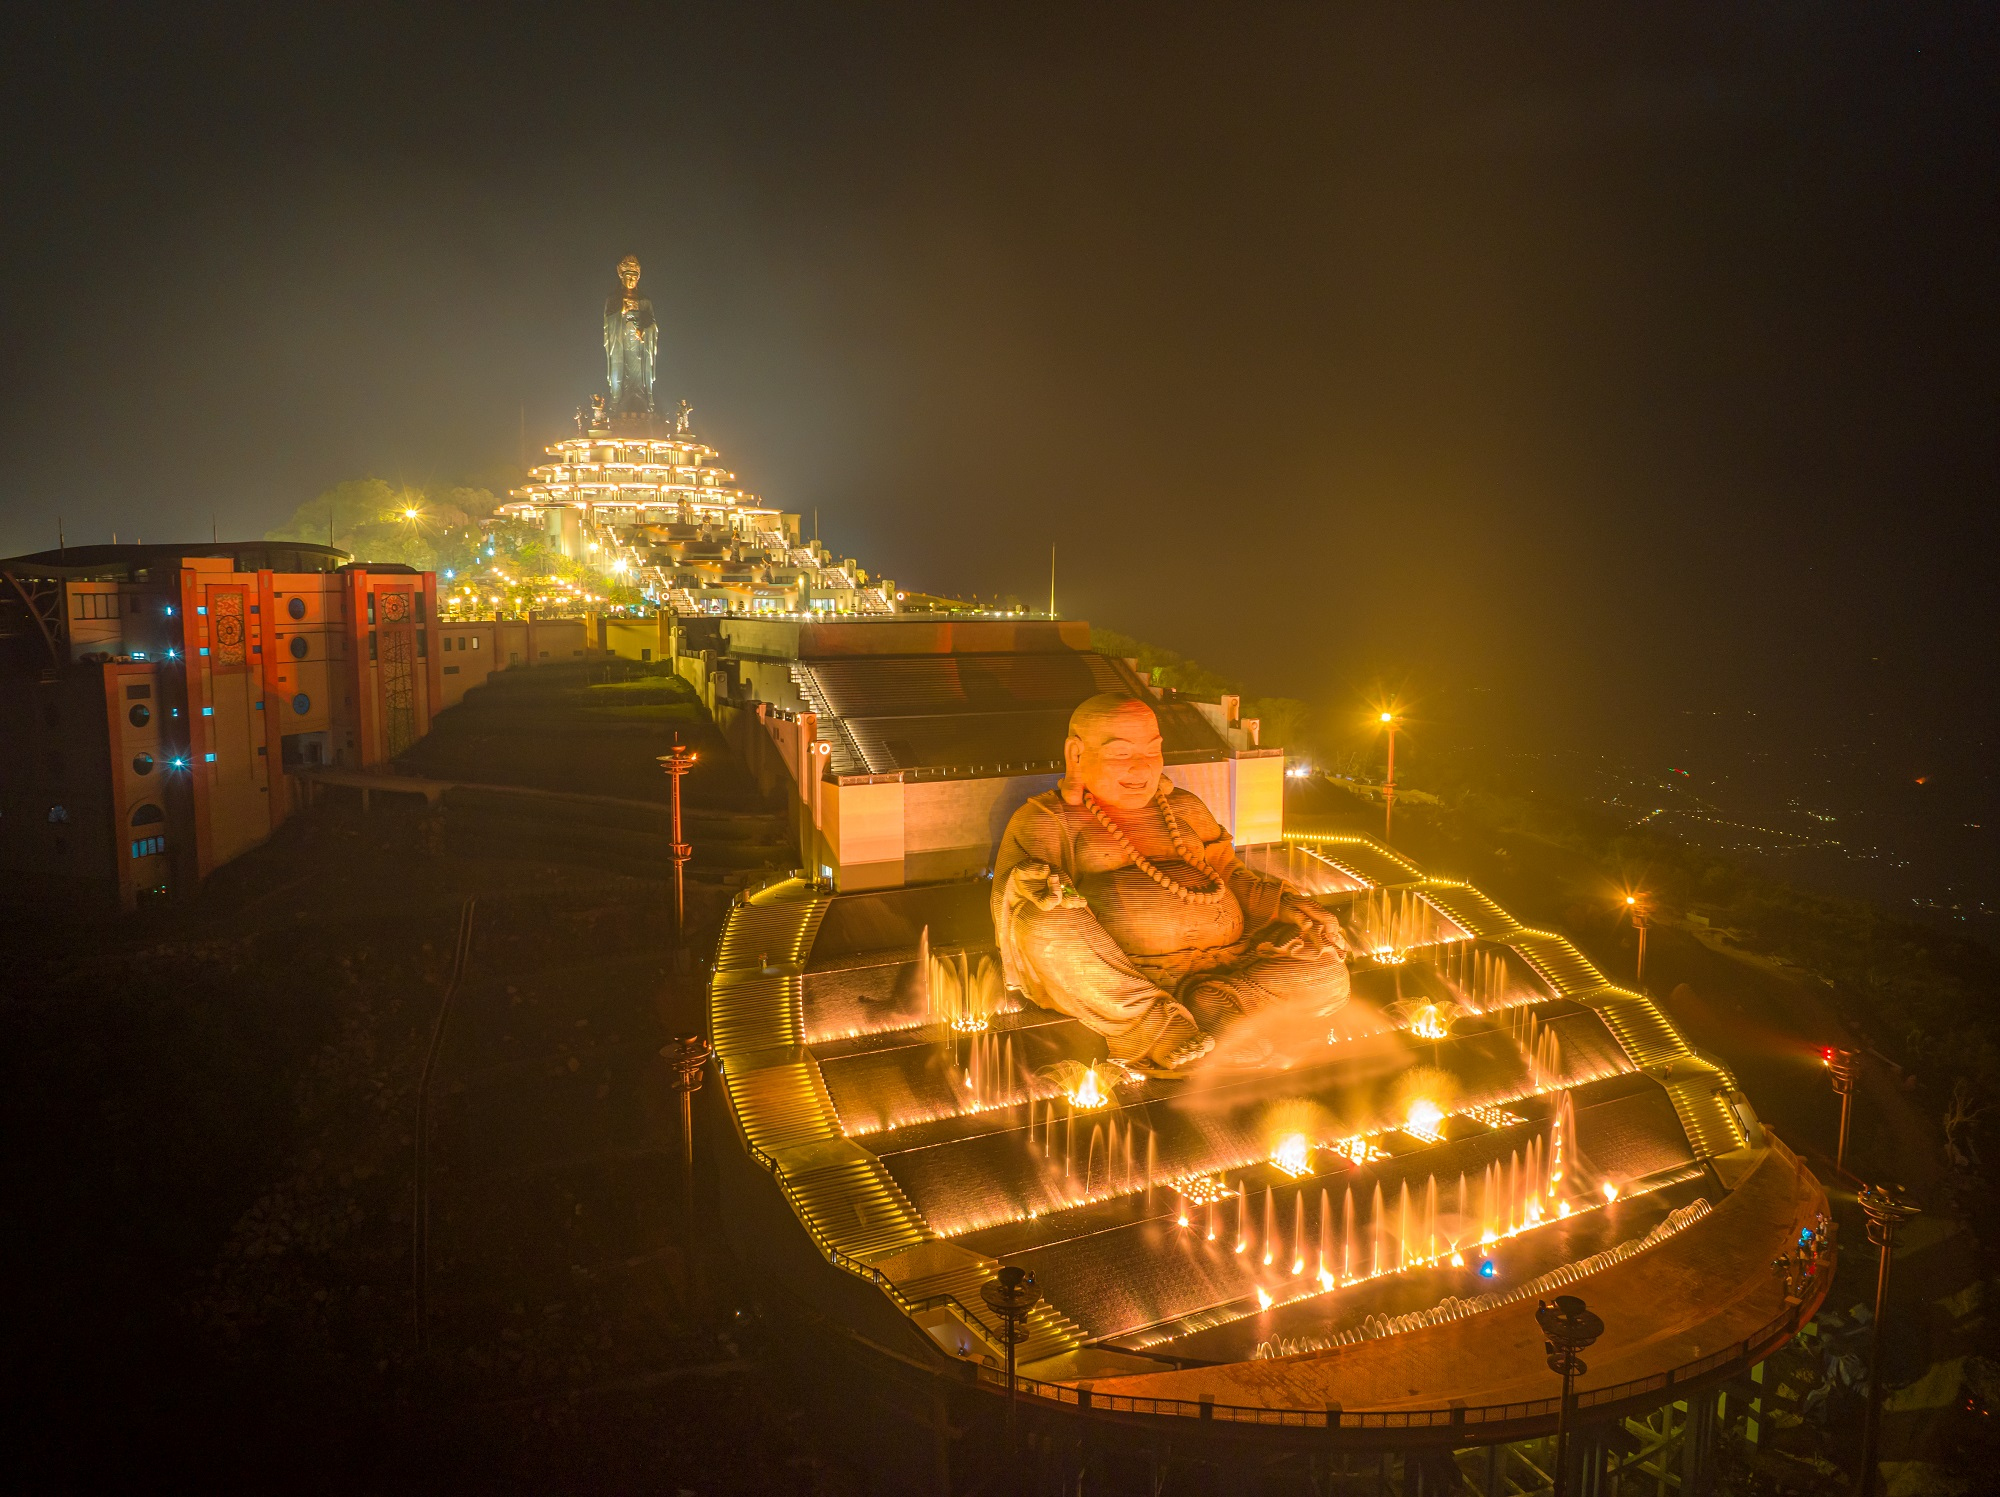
[{"x1": 1009, "y1": 861, "x2": 1084, "y2": 912}]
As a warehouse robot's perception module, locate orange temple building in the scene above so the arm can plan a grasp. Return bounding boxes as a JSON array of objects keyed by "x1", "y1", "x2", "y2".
[{"x1": 0, "y1": 541, "x2": 444, "y2": 909}]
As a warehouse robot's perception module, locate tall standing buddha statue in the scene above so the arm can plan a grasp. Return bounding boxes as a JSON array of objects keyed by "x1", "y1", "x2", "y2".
[{"x1": 604, "y1": 254, "x2": 657, "y2": 415}]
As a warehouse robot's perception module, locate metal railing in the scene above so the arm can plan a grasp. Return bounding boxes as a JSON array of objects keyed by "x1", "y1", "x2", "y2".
[{"x1": 971, "y1": 1298, "x2": 1804, "y2": 1434}]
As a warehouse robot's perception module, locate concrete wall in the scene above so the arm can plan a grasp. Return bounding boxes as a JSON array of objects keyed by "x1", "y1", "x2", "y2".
[
  {"x1": 602, "y1": 616, "x2": 671, "y2": 664},
  {"x1": 102, "y1": 660, "x2": 174, "y2": 907},
  {"x1": 1228, "y1": 750, "x2": 1285, "y2": 846},
  {"x1": 0, "y1": 670, "x2": 120, "y2": 905},
  {"x1": 722, "y1": 616, "x2": 1092, "y2": 662},
  {"x1": 435, "y1": 617, "x2": 594, "y2": 708},
  {"x1": 734, "y1": 656, "x2": 808, "y2": 711},
  {"x1": 1164, "y1": 762, "x2": 1231, "y2": 834},
  {"x1": 821, "y1": 776, "x2": 907, "y2": 891},
  {"x1": 901, "y1": 772, "x2": 1059, "y2": 885},
  {"x1": 808, "y1": 757, "x2": 1276, "y2": 894}
]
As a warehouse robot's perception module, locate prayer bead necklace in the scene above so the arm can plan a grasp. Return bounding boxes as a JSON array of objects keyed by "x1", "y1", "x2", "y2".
[{"x1": 1082, "y1": 788, "x2": 1227, "y2": 906}]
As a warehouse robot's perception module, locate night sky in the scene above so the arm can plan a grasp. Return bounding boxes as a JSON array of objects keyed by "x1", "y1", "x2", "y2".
[{"x1": 2, "y1": 7, "x2": 1994, "y2": 771}]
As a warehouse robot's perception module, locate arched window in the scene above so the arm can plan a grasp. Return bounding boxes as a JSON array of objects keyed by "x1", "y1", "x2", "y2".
[{"x1": 130, "y1": 803, "x2": 165, "y2": 827}]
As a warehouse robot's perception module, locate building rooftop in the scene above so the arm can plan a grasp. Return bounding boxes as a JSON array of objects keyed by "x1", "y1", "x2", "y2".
[{"x1": 0, "y1": 541, "x2": 353, "y2": 581}]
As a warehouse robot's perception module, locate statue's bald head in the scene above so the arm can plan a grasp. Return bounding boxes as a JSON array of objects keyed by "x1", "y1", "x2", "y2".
[
  {"x1": 1065, "y1": 694, "x2": 1164, "y2": 811},
  {"x1": 617, "y1": 255, "x2": 641, "y2": 289},
  {"x1": 1069, "y1": 693, "x2": 1157, "y2": 742}
]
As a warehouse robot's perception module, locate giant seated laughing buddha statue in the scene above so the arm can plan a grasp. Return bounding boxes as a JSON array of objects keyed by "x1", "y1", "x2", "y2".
[{"x1": 993, "y1": 693, "x2": 1351, "y2": 1075}]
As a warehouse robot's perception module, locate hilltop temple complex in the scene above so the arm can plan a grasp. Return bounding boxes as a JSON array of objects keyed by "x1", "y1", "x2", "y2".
[{"x1": 499, "y1": 256, "x2": 897, "y2": 619}]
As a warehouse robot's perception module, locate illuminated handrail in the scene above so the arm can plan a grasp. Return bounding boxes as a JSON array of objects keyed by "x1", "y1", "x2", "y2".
[{"x1": 969, "y1": 1297, "x2": 1805, "y2": 1433}]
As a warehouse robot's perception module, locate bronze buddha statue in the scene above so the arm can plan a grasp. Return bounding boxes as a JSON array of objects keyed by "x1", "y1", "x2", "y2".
[{"x1": 994, "y1": 693, "x2": 1350, "y2": 1074}]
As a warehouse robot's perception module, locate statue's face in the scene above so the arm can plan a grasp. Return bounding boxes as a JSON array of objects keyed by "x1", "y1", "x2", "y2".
[
  {"x1": 618, "y1": 258, "x2": 641, "y2": 290},
  {"x1": 1068, "y1": 700, "x2": 1164, "y2": 812}
]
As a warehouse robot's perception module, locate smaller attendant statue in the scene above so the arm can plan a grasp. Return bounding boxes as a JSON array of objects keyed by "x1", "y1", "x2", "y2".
[
  {"x1": 675, "y1": 398, "x2": 694, "y2": 435},
  {"x1": 603, "y1": 255, "x2": 658, "y2": 414}
]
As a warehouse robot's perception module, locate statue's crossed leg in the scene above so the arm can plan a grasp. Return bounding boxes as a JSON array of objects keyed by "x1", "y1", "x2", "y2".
[{"x1": 1010, "y1": 902, "x2": 1213, "y2": 1072}]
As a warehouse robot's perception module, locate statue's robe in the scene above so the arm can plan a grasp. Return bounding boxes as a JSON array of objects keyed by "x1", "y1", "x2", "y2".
[
  {"x1": 993, "y1": 785, "x2": 1348, "y2": 1061},
  {"x1": 603, "y1": 290, "x2": 658, "y2": 412}
]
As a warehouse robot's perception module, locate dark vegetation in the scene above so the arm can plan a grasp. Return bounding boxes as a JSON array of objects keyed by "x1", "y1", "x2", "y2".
[
  {"x1": 399, "y1": 661, "x2": 764, "y2": 809},
  {"x1": 0, "y1": 675, "x2": 839, "y2": 1489},
  {"x1": 1, "y1": 825, "x2": 851, "y2": 1489},
  {"x1": 401, "y1": 661, "x2": 795, "y2": 883},
  {"x1": 1090, "y1": 626, "x2": 1317, "y2": 757}
]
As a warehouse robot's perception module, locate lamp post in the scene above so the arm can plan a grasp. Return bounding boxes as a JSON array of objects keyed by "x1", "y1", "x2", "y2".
[
  {"x1": 660, "y1": 1033, "x2": 712, "y2": 1220},
  {"x1": 1623, "y1": 894, "x2": 1650, "y2": 990},
  {"x1": 658, "y1": 739, "x2": 696, "y2": 966},
  {"x1": 1378, "y1": 710, "x2": 1400, "y2": 844},
  {"x1": 1536, "y1": 1294, "x2": 1604, "y2": 1497},
  {"x1": 1824, "y1": 1048, "x2": 1861, "y2": 1175},
  {"x1": 1856, "y1": 1183, "x2": 1919, "y2": 1497},
  {"x1": 981, "y1": 1264, "x2": 1041, "y2": 1483}
]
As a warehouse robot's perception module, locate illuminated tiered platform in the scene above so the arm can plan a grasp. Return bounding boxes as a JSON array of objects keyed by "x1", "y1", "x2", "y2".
[
  {"x1": 501, "y1": 426, "x2": 896, "y2": 616},
  {"x1": 505, "y1": 430, "x2": 772, "y2": 531},
  {"x1": 708, "y1": 835, "x2": 1831, "y2": 1460}
]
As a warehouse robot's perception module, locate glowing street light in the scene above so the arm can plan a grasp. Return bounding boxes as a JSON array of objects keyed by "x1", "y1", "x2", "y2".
[
  {"x1": 1373, "y1": 707, "x2": 1403, "y2": 844},
  {"x1": 1824, "y1": 1047, "x2": 1861, "y2": 1174},
  {"x1": 1622, "y1": 893, "x2": 1650, "y2": 990}
]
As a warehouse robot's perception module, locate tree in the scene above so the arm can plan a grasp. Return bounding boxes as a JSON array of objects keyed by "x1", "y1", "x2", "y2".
[
  {"x1": 265, "y1": 479, "x2": 497, "y2": 569},
  {"x1": 1944, "y1": 1077, "x2": 1990, "y2": 1170},
  {"x1": 1090, "y1": 627, "x2": 1317, "y2": 755}
]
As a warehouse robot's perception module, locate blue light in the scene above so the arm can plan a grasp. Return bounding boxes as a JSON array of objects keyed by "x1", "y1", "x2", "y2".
[
  {"x1": 165, "y1": 605, "x2": 175, "y2": 616},
  {"x1": 166, "y1": 649, "x2": 181, "y2": 660},
  {"x1": 1478, "y1": 1259, "x2": 1497, "y2": 1279},
  {"x1": 204, "y1": 753, "x2": 216, "y2": 763},
  {"x1": 444, "y1": 569, "x2": 454, "y2": 579},
  {"x1": 170, "y1": 757, "x2": 189, "y2": 770},
  {"x1": 201, "y1": 707, "x2": 213, "y2": 717}
]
